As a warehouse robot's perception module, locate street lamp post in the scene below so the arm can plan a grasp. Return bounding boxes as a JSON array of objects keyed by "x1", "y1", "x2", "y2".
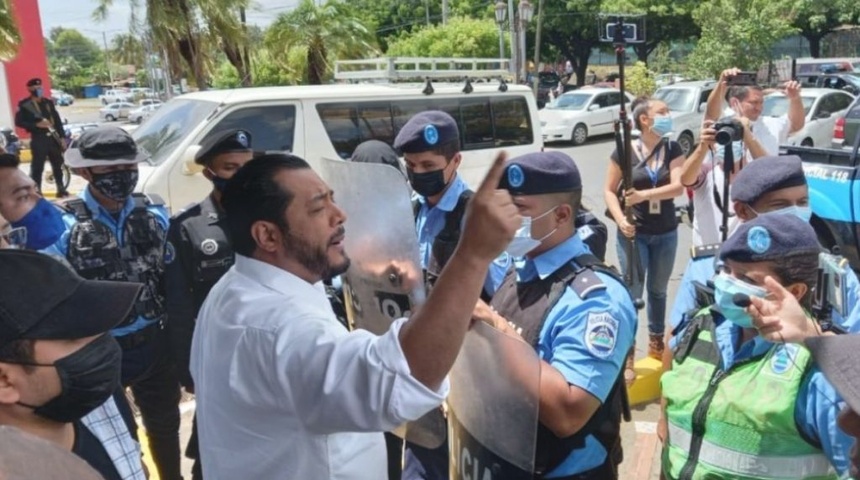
[
  {"x1": 495, "y1": 2, "x2": 507, "y2": 65},
  {"x1": 518, "y1": 0, "x2": 533, "y2": 84}
]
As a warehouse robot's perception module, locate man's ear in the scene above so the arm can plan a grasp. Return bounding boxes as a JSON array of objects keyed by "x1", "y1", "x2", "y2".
[
  {"x1": 786, "y1": 282, "x2": 809, "y2": 303},
  {"x1": 734, "y1": 202, "x2": 756, "y2": 222},
  {"x1": 556, "y1": 203, "x2": 573, "y2": 226},
  {"x1": 250, "y1": 221, "x2": 283, "y2": 254},
  {"x1": 74, "y1": 168, "x2": 92, "y2": 182},
  {"x1": 0, "y1": 364, "x2": 22, "y2": 405}
]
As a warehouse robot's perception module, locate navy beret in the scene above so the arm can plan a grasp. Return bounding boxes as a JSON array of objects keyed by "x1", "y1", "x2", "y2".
[
  {"x1": 499, "y1": 151, "x2": 582, "y2": 196},
  {"x1": 393, "y1": 111, "x2": 460, "y2": 154},
  {"x1": 731, "y1": 155, "x2": 806, "y2": 205},
  {"x1": 26, "y1": 78, "x2": 41, "y2": 87},
  {"x1": 720, "y1": 214, "x2": 820, "y2": 263},
  {"x1": 350, "y1": 139, "x2": 406, "y2": 177},
  {"x1": 195, "y1": 129, "x2": 252, "y2": 164}
]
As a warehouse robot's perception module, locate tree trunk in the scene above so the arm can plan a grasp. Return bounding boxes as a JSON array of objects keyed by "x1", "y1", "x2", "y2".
[
  {"x1": 307, "y1": 41, "x2": 327, "y2": 85},
  {"x1": 806, "y1": 33, "x2": 822, "y2": 58}
]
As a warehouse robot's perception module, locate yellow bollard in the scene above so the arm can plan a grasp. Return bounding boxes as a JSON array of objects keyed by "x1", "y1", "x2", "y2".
[
  {"x1": 137, "y1": 427, "x2": 161, "y2": 480},
  {"x1": 627, "y1": 355, "x2": 664, "y2": 406}
]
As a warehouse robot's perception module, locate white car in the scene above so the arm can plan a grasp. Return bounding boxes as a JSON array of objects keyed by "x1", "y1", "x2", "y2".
[
  {"x1": 99, "y1": 102, "x2": 136, "y2": 122},
  {"x1": 540, "y1": 88, "x2": 634, "y2": 145},
  {"x1": 129, "y1": 104, "x2": 161, "y2": 124},
  {"x1": 653, "y1": 80, "x2": 718, "y2": 155},
  {"x1": 763, "y1": 88, "x2": 855, "y2": 147}
]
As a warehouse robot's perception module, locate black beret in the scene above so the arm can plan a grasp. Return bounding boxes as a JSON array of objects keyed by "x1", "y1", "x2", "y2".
[
  {"x1": 499, "y1": 151, "x2": 582, "y2": 196},
  {"x1": 195, "y1": 129, "x2": 252, "y2": 165},
  {"x1": 350, "y1": 139, "x2": 405, "y2": 177},
  {"x1": 26, "y1": 78, "x2": 41, "y2": 87},
  {"x1": 720, "y1": 214, "x2": 820, "y2": 263},
  {"x1": 393, "y1": 111, "x2": 460, "y2": 154},
  {"x1": 731, "y1": 155, "x2": 806, "y2": 205}
]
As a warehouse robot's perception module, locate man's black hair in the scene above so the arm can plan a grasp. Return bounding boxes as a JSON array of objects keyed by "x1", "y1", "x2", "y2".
[
  {"x1": 221, "y1": 153, "x2": 311, "y2": 257},
  {"x1": 0, "y1": 153, "x2": 20, "y2": 169},
  {"x1": 0, "y1": 339, "x2": 35, "y2": 371},
  {"x1": 726, "y1": 85, "x2": 764, "y2": 103}
]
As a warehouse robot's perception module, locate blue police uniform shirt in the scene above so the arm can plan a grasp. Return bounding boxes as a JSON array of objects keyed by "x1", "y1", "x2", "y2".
[
  {"x1": 513, "y1": 235, "x2": 637, "y2": 477},
  {"x1": 414, "y1": 173, "x2": 507, "y2": 293},
  {"x1": 674, "y1": 315, "x2": 854, "y2": 476},
  {"x1": 42, "y1": 187, "x2": 170, "y2": 337}
]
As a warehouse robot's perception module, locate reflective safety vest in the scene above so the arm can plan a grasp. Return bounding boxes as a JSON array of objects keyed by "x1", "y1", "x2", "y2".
[{"x1": 661, "y1": 312, "x2": 838, "y2": 480}]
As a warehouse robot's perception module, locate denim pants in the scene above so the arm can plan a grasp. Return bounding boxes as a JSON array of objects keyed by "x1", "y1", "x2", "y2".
[{"x1": 615, "y1": 229, "x2": 678, "y2": 336}]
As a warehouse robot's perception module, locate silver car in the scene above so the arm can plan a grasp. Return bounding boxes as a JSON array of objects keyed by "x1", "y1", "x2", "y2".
[{"x1": 99, "y1": 102, "x2": 136, "y2": 122}]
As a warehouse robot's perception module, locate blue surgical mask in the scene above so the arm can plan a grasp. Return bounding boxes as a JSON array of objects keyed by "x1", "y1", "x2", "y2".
[
  {"x1": 34, "y1": 87, "x2": 43, "y2": 98},
  {"x1": 757, "y1": 205, "x2": 813, "y2": 223},
  {"x1": 10, "y1": 198, "x2": 66, "y2": 250},
  {"x1": 716, "y1": 141, "x2": 744, "y2": 163},
  {"x1": 713, "y1": 272, "x2": 768, "y2": 328},
  {"x1": 651, "y1": 116, "x2": 673, "y2": 137},
  {"x1": 505, "y1": 207, "x2": 557, "y2": 258}
]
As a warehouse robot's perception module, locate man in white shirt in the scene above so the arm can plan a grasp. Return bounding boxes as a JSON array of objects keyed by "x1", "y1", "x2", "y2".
[{"x1": 190, "y1": 152, "x2": 519, "y2": 480}]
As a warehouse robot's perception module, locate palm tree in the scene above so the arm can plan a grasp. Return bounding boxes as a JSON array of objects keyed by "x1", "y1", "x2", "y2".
[
  {"x1": 112, "y1": 33, "x2": 146, "y2": 67},
  {"x1": 265, "y1": 0, "x2": 378, "y2": 85},
  {"x1": 0, "y1": 0, "x2": 21, "y2": 61},
  {"x1": 196, "y1": 0, "x2": 252, "y2": 87}
]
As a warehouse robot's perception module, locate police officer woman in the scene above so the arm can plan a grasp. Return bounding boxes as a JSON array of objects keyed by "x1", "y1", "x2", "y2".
[{"x1": 165, "y1": 129, "x2": 254, "y2": 480}]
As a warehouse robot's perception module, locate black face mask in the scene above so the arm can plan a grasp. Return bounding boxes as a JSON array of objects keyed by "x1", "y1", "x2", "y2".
[
  {"x1": 407, "y1": 167, "x2": 449, "y2": 198},
  {"x1": 17, "y1": 334, "x2": 122, "y2": 424},
  {"x1": 91, "y1": 170, "x2": 139, "y2": 202}
]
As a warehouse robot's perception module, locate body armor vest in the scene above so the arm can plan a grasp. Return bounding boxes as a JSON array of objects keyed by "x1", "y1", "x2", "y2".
[
  {"x1": 178, "y1": 198, "x2": 234, "y2": 312},
  {"x1": 490, "y1": 253, "x2": 629, "y2": 478},
  {"x1": 414, "y1": 190, "x2": 473, "y2": 287},
  {"x1": 65, "y1": 194, "x2": 166, "y2": 328}
]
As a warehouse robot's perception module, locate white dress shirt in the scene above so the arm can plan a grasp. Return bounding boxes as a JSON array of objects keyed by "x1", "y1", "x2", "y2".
[
  {"x1": 190, "y1": 255, "x2": 447, "y2": 480},
  {"x1": 724, "y1": 107, "x2": 791, "y2": 156}
]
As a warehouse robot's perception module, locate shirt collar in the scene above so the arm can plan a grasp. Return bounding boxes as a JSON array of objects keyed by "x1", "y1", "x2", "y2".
[
  {"x1": 81, "y1": 186, "x2": 134, "y2": 220},
  {"x1": 417, "y1": 173, "x2": 466, "y2": 212},
  {"x1": 233, "y1": 254, "x2": 327, "y2": 301},
  {"x1": 517, "y1": 234, "x2": 589, "y2": 281},
  {"x1": 713, "y1": 317, "x2": 773, "y2": 368}
]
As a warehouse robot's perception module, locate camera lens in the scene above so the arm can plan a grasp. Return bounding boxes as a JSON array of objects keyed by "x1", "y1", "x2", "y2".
[{"x1": 715, "y1": 128, "x2": 734, "y2": 146}]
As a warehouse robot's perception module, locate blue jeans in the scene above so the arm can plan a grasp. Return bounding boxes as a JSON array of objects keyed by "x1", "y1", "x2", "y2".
[{"x1": 615, "y1": 229, "x2": 678, "y2": 336}]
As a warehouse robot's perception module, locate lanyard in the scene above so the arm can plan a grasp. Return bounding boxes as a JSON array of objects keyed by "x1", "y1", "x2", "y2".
[{"x1": 637, "y1": 140, "x2": 664, "y2": 188}]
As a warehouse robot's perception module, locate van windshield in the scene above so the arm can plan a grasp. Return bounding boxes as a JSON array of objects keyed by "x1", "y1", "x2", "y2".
[{"x1": 133, "y1": 99, "x2": 219, "y2": 166}]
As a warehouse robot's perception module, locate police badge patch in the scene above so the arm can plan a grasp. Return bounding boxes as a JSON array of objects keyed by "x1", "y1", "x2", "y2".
[
  {"x1": 585, "y1": 312, "x2": 618, "y2": 359},
  {"x1": 201, "y1": 238, "x2": 219, "y2": 256},
  {"x1": 164, "y1": 241, "x2": 176, "y2": 264}
]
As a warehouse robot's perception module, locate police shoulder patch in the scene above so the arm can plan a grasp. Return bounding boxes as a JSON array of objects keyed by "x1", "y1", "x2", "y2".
[
  {"x1": 769, "y1": 344, "x2": 798, "y2": 376},
  {"x1": 164, "y1": 241, "x2": 176, "y2": 264},
  {"x1": 585, "y1": 311, "x2": 618, "y2": 359},
  {"x1": 578, "y1": 225, "x2": 594, "y2": 240}
]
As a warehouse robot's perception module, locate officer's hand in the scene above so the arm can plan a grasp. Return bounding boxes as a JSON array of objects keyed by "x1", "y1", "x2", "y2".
[
  {"x1": 719, "y1": 68, "x2": 742, "y2": 86},
  {"x1": 459, "y1": 152, "x2": 520, "y2": 262},
  {"x1": 747, "y1": 276, "x2": 822, "y2": 343},
  {"x1": 36, "y1": 119, "x2": 51, "y2": 128},
  {"x1": 784, "y1": 80, "x2": 802, "y2": 99},
  {"x1": 471, "y1": 299, "x2": 501, "y2": 329}
]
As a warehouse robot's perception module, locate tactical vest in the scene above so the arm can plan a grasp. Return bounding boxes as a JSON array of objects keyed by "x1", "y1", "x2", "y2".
[
  {"x1": 414, "y1": 190, "x2": 473, "y2": 286},
  {"x1": 490, "y1": 253, "x2": 629, "y2": 477},
  {"x1": 178, "y1": 198, "x2": 234, "y2": 311},
  {"x1": 662, "y1": 312, "x2": 837, "y2": 480},
  {"x1": 65, "y1": 194, "x2": 167, "y2": 328}
]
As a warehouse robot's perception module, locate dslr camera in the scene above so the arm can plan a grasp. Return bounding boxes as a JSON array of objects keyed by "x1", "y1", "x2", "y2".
[{"x1": 713, "y1": 117, "x2": 744, "y2": 146}]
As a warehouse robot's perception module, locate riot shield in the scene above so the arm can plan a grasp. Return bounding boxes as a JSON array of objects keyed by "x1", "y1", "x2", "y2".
[
  {"x1": 322, "y1": 158, "x2": 446, "y2": 448},
  {"x1": 448, "y1": 321, "x2": 541, "y2": 479}
]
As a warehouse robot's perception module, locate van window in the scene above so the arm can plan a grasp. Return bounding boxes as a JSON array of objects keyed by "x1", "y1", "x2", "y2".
[
  {"x1": 134, "y1": 99, "x2": 219, "y2": 166},
  {"x1": 205, "y1": 105, "x2": 297, "y2": 152},
  {"x1": 317, "y1": 95, "x2": 534, "y2": 159}
]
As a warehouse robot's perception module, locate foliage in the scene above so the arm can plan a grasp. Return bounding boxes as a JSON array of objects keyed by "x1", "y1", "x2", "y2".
[
  {"x1": 791, "y1": 0, "x2": 860, "y2": 57},
  {"x1": 600, "y1": 0, "x2": 700, "y2": 63},
  {"x1": 112, "y1": 33, "x2": 146, "y2": 67},
  {"x1": 49, "y1": 28, "x2": 103, "y2": 70},
  {"x1": 212, "y1": 47, "x2": 305, "y2": 88},
  {"x1": 386, "y1": 17, "x2": 509, "y2": 58},
  {"x1": 626, "y1": 61, "x2": 657, "y2": 96},
  {"x1": 686, "y1": 0, "x2": 797, "y2": 79},
  {"x1": 540, "y1": 0, "x2": 603, "y2": 86},
  {"x1": 0, "y1": 0, "x2": 20, "y2": 60}
]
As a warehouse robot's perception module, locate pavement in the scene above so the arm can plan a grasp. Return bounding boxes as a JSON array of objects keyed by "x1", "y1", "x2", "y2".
[{"x1": 46, "y1": 99, "x2": 677, "y2": 479}]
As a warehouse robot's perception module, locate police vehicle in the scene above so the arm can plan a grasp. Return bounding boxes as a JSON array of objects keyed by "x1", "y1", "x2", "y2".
[{"x1": 130, "y1": 57, "x2": 543, "y2": 211}]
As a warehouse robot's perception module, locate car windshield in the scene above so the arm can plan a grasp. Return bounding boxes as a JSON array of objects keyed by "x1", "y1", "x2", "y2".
[
  {"x1": 653, "y1": 88, "x2": 696, "y2": 112},
  {"x1": 547, "y1": 93, "x2": 591, "y2": 110},
  {"x1": 762, "y1": 95, "x2": 815, "y2": 117},
  {"x1": 133, "y1": 98, "x2": 219, "y2": 166}
]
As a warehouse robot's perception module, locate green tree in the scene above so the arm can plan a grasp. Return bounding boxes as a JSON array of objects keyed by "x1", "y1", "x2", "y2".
[
  {"x1": 686, "y1": 0, "x2": 797, "y2": 79},
  {"x1": 625, "y1": 61, "x2": 656, "y2": 96},
  {"x1": 386, "y1": 17, "x2": 509, "y2": 58},
  {"x1": 600, "y1": 0, "x2": 700, "y2": 63},
  {"x1": 52, "y1": 29, "x2": 103, "y2": 70},
  {"x1": 0, "y1": 0, "x2": 20, "y2": 60},
  {"x1": 265, "y1": 0, "x2": 378, "y2": 85},
  {"x1": 541, "y1": 0, "x2": 603, "y2": 87},
  {"x1": 112, "y1": 33, "x2": 145, "y2": 67},
  {"x1": 791, "y1": 0, "x2": 860, "y2": 58}
]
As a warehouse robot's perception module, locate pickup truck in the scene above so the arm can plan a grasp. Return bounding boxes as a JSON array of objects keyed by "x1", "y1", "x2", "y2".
[
  {"x1": 98, "y1": 89, "x2": 133, "y2": 105},
  {"x1": 786, "y1": 128, "x2": 860, "y2": 270}
]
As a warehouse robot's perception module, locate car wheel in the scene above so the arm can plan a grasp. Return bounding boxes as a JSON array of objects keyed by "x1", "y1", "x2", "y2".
[
  {"x1": 678, "y1": 132, "x2": 695, "y2": 156},
  {"x1": 105, "y1": 114, "x2": 115, "y2": 122},
  {"x1": 571, "y1": 124, "x2": 588, "y2": 146},
  {"x1": 801, "y1": 138, "x2": 813, "y2": 147}
]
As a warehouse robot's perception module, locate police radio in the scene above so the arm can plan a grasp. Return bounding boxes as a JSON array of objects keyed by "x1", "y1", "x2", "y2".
[{"x1": 812, "y1": 252, "x2": 849, "y2": 332}]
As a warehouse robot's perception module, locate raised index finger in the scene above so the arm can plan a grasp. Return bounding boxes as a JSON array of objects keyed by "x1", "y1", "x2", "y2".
[{"x1": 476, "y1": 150, "x2": 508, "y2": 197}]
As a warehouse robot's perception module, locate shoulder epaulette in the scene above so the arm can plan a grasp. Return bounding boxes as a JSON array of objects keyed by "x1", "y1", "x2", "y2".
[{"x1": 691, "y1": 243, "x2": 720, "y2": 260}]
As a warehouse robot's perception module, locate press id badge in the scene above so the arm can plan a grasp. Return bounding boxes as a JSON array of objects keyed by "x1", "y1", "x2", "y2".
[{"x1": 649, "y1": 199, "x2": 661, "y2": 214}]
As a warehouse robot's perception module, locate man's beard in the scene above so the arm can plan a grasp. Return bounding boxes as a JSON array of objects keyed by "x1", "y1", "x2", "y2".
[{"x1": 282, "y1": 225, "x2": 350, "y2": 280}]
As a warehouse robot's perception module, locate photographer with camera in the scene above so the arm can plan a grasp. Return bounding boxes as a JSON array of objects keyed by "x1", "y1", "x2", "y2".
[{"x1": 706, "y1": 67, "x2": 805, "y2": 156}]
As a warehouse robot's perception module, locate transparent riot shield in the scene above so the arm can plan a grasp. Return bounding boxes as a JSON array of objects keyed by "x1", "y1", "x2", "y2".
[
  {"x1": 448, "y1": 322, "x2": 541, "y2": 480},
  {"x1": 322, "y1": 157, "x2": 445, "y2": 448}
]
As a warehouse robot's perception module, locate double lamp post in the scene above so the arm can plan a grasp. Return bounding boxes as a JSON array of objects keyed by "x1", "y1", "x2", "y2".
[{"x1": 495, "y1": 0, "x2": 534, "y2": 84}]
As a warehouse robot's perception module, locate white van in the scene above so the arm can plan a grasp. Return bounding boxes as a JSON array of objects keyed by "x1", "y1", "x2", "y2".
[{"x1": 132, "y1": 81, "x2": 542, "y2": 211}]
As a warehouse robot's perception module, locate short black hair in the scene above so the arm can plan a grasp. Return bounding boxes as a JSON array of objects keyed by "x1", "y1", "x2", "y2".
[
  {"x1": 727, "y1": 85, "x2": 763, "y2": 102},
  {"x1": 221, "y1": 154, "x2": 311, "y2": 257},
  {"x1": 0, "y1": 339, "x2": 35, "y2": 371},
  {"x1": 631, "y1": 96, "x2": 652, "y2": 130},
  {"x1": 430, "y1": 140, "x2": 460, "y2": 161},
  {"x1": 0, "y1": 153, "x2": 20, "y2": 169},
  {"x1": 771, "y1": 251, "x2": 820, "y2": 309}
]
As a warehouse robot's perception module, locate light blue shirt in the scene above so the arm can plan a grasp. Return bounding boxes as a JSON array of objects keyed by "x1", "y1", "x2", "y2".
[
  {"x1": 43, "y1": 187, "x2": 170, "y2": 336},
  {"x1": 514, "y1": 235, "x2": 638, "y2": 477},
  {"x1": 678, "y1": 315, "x2": 853, "y2": 476}
]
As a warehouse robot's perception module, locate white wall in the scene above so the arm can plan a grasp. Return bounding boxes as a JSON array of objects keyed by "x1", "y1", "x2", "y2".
[{"x1": 0, "y1": 64, "x2": 13, "y2": 130}]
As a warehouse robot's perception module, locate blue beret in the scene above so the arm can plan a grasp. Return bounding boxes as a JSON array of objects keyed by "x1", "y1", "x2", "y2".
[
  {"x1": 731, "y1": 155, "x2": 806, "y2": 205},
  {"x1": 720, "y1": 214, "x2": 820, "y2": 263},
  {"x1": 195, "y1": 129, "x2": 252, "y2": 164},
  {"x1": 393, "y1": 111, "x2": 460, "y2": 154},
  {"x1": 499, "y1": 151, "x2": 582, "y2": 196}
]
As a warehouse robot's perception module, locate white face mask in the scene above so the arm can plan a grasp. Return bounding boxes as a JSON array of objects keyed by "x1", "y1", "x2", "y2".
[
  {"x1": 505, "y1": 207, "x2": 558, "y2": 258},
  {"x1": 752, "y1": 205, "x2": 813, "y2": 223}
]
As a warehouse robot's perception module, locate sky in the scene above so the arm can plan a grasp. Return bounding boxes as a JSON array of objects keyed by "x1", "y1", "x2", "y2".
[{"x1": 37, "y1": 0, "x2": 301, "y2": 43}]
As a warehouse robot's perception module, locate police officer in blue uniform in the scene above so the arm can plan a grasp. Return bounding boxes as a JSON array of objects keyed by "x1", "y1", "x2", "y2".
[
  {"x1": 165, "y1": 129, "x2": 254, "y2": 480},
  {"x1": 661, "y1": 214, "x2": 854, "y2": 478},
  {"x1": 474, "y1": 151, "x2": 637, "y2": 479},
  {"x1": 669, "y1": 155, "x2": 860, "y2": 339},
  {"x1": 43, "y1": 126, "x2": 183, "y2": 480}
]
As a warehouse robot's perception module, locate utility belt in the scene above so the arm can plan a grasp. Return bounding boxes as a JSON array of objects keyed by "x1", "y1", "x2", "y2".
[{"x1": 114, "y1": 320, "x2": 162, "y2": 351}]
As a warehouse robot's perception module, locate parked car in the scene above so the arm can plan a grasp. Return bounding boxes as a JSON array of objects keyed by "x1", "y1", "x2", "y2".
[
  {"x1": 51, "y1": 90, "x2": 74, "y2": 106},
  {"x1": 652, "y1": 80, "x2": 718, "y2": 155},
  {"x1": 139, "y1": 99, "x2": 162, "y2": 108},
  {"x1": 0, "y1": 126, "x2": 20, "y2": 156},
  {"x1": 63, "y1": 122, "x2": 100, "y2": 147},
  {"x1": 833, "y1": 95, "x2": 860, "y2": 149},
  {"x1": 539, "y1": 88, "x2": 634, "y2": 145},
  {"x1": 816, "y1": 74, "x2": 860, "y2": 96},
  {"x1": 129, "y1": 104, "x2": 161, "y2": 124},
  {"x1": 99, "y1": 102, "x2": 136, "y2": 121},
  {"x1": 655, "y1": 73, "x2": 686, "y2": 88},
  {"x1": 99, "y1": 89, "x2": 134, "y2": 105},
  {"x1": 763, "y1": 88, "x2": 854, "y2": 147}
]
